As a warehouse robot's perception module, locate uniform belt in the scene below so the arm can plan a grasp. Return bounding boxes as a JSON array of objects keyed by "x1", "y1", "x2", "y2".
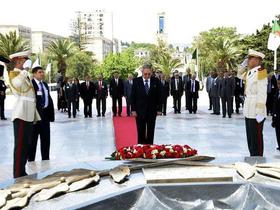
[
  {"x1": 245, "y1": 95, "x2": 257, "y2": 98},
  {"x1": 17, "y1": 96, "x2": 35, "y2": 102}
]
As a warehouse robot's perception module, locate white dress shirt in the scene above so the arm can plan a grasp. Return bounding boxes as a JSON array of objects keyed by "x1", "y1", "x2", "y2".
[{"x1": 142, "y1": 78, "x2": 150, "y2": 88}]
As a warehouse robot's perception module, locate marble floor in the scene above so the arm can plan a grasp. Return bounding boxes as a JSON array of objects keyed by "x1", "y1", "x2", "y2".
[{"x1": 0, "y1": 90, "x2": 278, "y2": 182}]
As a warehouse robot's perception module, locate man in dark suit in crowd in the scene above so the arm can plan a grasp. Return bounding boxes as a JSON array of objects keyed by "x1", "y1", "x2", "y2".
[
  {"x1": 220, "y1": 71, "x2": 235, "y2": 118},
  {"x1": 160, "y1": 74, "x2": 170, "y2": 116},
  {"x1": 29, "y1": 66, "x2": 54, "y2": 161},
  {"x1": 183, "y1": 68, "x2": 192, "y2": 110},
  {"x1": 124, "y1": 74, "x2": 134, "y2": 116},
  {"x1": 131, "y1": 64, "x2": 162, "y2": 144},
  {"x1": 110, "y1": 71, "x2": 124, "y2": 117},
  {"x1": 0, "y1": 64, "x2": 7, "y2": 120},
  {"x1": 96, "y1": 75, "x2": 108, "y2": 117},
  {"x1": 272, "y1": 78, "x2": 280, "y2": 150},
  {"x1": 233, "y1": 71, "x2": 245, "y2": 114},
  {"x1": 186, "y1": 74, "x2": 200, "y2": 114},
  {"x1": 64, "y1": 78, "x2": 79, "y2": 118},
  {"x1": 206, "y1": 71, "x2": 214, "y2": 110},
  {"x1": 171, "y1": 73, "x2": 183, "y2": 114},
  {"x1": 210, "y1": 72, "x2": 221, "y2": 115},
  {"x1": 80, "y1": 75, "x2": 95, "y2": 118},
  {"x1": 267, "y1": 74, "x2": 277, "y2": 116}
]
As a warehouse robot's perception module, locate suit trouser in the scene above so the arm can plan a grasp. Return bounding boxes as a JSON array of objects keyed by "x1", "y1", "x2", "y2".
[
  {"x1": 136, "y1": 115, "x2": 156, "y2": 144},
  {"x1": 162, "y1": 98, "x2": 167, "y2": 115},
  {"x1": 188, "y1": 93, "x2": 198, "y2": 113},
  {"x1": 245, "y1": 118, "x2": 265, "y2": 156},
  {"x1": 173, "y1": 93, "x2": 181, "y2": 112},
  {"x1": 276, "y1": 125, "x2": 280, "y2": 148},
  {"x1": 208, "y1": 92, "x2": 212, "y2": 109},
  {"x1": 126, "y1": 98, "x2": 132, "y2": 116},
  {"x1": 112, "y1": 97, "x2": 122, "y2": 115},
  {"x1": 83, "y1": 99, "x2": 92, "y2": 117},
  {"x1": 212, "y1": 97, "x2": 220, "y2": 114},
  {"x1": 221, "y1": 97, "x2": 233, "y2": 117},
  {"x1": 96, "y1": 97, "x2": 106, "y2": 115},
  {"x1": 0, "y1": 98, "x2": 5, "y2": 118},
  {"x1": 185, "y1": 91, "x2": 188, "y2": 109},
  {"x1": 28, "y1": 121, "x2": 50, "y2": 161},
  {"x1": 67, "y1": 101, "x2": 76, "y2": 117},
  {"x1": 266, "y1": 93, "x2": 274, "y2": 114},
  {"x1": 13, "y1": 119, "x2": 33, "y2": 178},
  {"x1": 235, "y1": 94, "x2": 241, "y2": 111}
]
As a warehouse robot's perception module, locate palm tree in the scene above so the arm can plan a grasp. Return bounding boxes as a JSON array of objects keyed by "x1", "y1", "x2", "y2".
[
  {"x1": 153, "y1": 53, "x2": 184, "y2": 76},
  {"x1": 213, "y1": 38, "x2": 241, "y2": 71},
  {"x1": 0, "y1": 31, "x2": 29, "y2": 58},
  {"x1": 47, "y1": 39, "x2": 77, "y2": 76}
]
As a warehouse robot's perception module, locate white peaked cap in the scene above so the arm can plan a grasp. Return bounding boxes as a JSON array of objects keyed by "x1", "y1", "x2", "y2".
[
  {"x1": 9, "y1": 50, "x2": 31, "y2": 59},
  {"x1": 248, "y1": 49, "x2": 265, "y2": 59}
]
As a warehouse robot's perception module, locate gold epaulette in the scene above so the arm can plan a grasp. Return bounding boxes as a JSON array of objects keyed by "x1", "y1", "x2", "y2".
[
  {"x1": 8, "y1": 70, "x2": 20, "y2": 80},
  {"x1": 258, "y1": 68, "x2": 267, "y2": 80}
]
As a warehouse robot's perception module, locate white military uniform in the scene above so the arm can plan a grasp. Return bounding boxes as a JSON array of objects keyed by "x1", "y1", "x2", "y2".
[
  {"x1": 237, "y1": 49, "x2": 267, "y2": 157},
  {"x1": 237, "y1": 65, "x2": 267, "y2": 119},
  {"x1": 9, "y1": 68, "x2": 41, "y2": 122}
]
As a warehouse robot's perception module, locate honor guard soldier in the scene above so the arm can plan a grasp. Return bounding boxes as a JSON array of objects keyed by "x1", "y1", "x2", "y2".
[
  {"x1": 238, "y1": 49, "x2": 267, "y2": 156},
  {"x1": 9, "y1": 51, "x2": 41, "y2": 178}
]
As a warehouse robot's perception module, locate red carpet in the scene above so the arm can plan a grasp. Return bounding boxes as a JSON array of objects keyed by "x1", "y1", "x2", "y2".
[{"x1": 113, "y1": 107, "x2": 138, "y2": 149}]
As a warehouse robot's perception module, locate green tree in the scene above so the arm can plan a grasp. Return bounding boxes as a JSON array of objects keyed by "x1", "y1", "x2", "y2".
[
  {"x1": 95, "y1": 49, "x2": 141, "y2": 80},
  {"x1": 0, "y1": 31, "x2": 29, "y2": 65},
  {"x1": 153, "y1": 53, "x2": 183, "y2": 76},
  {"x1": 47, "y1": 39, "x2": 77, "y2": 76},
  {"x1": 66, "y1": 51, "x2": 96, "y2": 79}
]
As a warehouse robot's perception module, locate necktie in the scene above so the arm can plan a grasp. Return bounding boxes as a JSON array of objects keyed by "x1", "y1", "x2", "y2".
[
  {"x1": 240, "y1": 79, "x2": 243, "y2": 88},
  {"x1": 191, "y1": 81, "x2": 194, "y2": 92},
  {"x1": 115, "y1": 79, "x2": 118, "y2": 85},
  {"x1": 145, "y1": 80, "x2": 149, "y2": 94},
  {"x1": 39, "y1": 82, "x2": 46, "y2": 108},
  {"x1": 99, "y1": 81, "x2": 102, "y2": 91},
  {"x1": 87, "y1": 82, "x2": 89, "y2": 90}
]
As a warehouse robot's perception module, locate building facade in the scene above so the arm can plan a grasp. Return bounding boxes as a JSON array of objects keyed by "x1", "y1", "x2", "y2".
[
  {"x1": 0, "y1": 25, "x2": 32, "y2": 43},
  {"x1": 32, "y1": 31, "x2": 63, "y2": 53}
]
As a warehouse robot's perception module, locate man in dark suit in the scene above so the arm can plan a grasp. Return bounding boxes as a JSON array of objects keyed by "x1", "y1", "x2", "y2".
[
  {"x1": 80, "y1": 76, "x2": 95, "y2": 118},
  {"x1": 124, "y1": 74, "x2": 134, "y2": 116},
  {"x1": 183, "y1": 68, "x2": 192, "y2": 110},
  {"x1": 267, "y1": 75, "x2": 277, "y2": 116},
  {"x1": 233, "y1": 71, "x2": 245, "y2": 114},
  {"x1": 170, "y1": 73, "x2": 183, "y2": 114},
  {"x1": 131, "y1": 64, "x2": 162, "y2": 144},
  {"x1": 29, "y1": 66, "x2": 54, "y2": 161},
  {"x1": 160, "y1": 74, "x2": 170, "y2": 116},
  {"x1": 186, "y1": 74, "x2": 200, "y2": 114},
  {"x1": 110, "y1": 71, "x2": 124, "y2": 117},
  {"x1": 64, "y1": 78, "x2": 79, "y2": 118},
  {"x1": 210, "y1": 72, "x2": 221, "y2": 115},
  {"x1": 272, "y1": 78, "x2": 280, "y2": 150},
  {"x1": 220, "y1": 71, "x2": 235, "y2": 118},
  {"x1": 95, "y1": 75, "x2": 108, "y2": 117},
  {"x1": 0, "y1": 64, "x2": 7, "y2": 120}
]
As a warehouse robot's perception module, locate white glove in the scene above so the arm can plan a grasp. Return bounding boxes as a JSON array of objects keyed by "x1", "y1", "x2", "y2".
[
  {"x1": 23, "y1": 59, "x2": 32, "y2": 69},
  {"x1": 240, "y1": 58, "x2": 248, "y2": 69},
  {"x1": 20, "y1": 69, "x2": 29, "y2": 78},
  {"x1": 256, "y1": 115, "x2": 264, "y2": 123}
]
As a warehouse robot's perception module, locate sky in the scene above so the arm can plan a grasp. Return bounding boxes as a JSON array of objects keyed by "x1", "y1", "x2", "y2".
[{"x1": 0, "y1": 0, "x2": 280, "y2": 44}]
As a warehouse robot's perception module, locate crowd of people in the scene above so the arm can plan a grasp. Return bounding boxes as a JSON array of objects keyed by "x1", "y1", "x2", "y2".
[{"x1": 1, "y1": 49, "x2": 280, "y2": 178}]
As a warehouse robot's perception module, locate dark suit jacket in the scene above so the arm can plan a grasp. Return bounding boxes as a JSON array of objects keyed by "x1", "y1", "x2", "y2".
[
  {"x1": 124, "y1": 80, "x2": 133, "y2": 98},
  {"x1": 183, "y1": 74, "x2": 192, "y2": 91},
  {"x1": 170, "y1": 78, "x2": 184, "y2": 96},
  {"x1": 109, "y1": 78, "x2": 124, "y2": 98},
  {"x1": 161, "y1": 80, "x2": 170, "y2": 100},
  {"x1": 95, "y1": 80, "x2": 108, "y2": 98},
  {"x1": 272, "y1": 74, "x2": 280, "y2": 91},
  {"x1": 186, "y1": 80, "x2": 200, "y2": 98},
  {"x1": 0, "y1": 79, "x2": 6, "y2": 100},
  {"x1": 32, "y1": 79, "x2": 55, "y2": 122},
  {"x1": 220, "y1": 77, "x2": 235, "y2": 98},
  {"x1": 131, "y1": 77, "x2": 162, "y2": 118},
  {"x1": 79, "y1": 81, "x2": 95, "y2": 102},
  {"x1": 210, "y1": 77, "x2": 221, "y2": 97},
  {"x1": 64, "y1": 83, "x2": 79, "y2": 102},
  {"x1": 234, "y1": 77, "x2": 245, "y2": 95},
  {"x1": 272, "y1": 89, "x2": 280, "y2": 126}
]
